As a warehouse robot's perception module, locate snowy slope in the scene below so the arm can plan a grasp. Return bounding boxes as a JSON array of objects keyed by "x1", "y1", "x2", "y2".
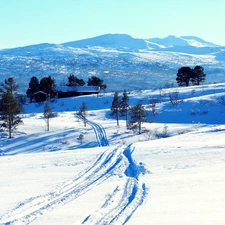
[
  {"x1": 148, "y1": 35, "x2": 220, "y2": 48},
  {"x1": 0, "y1": 83, "x2": 225, "y2": 225}
]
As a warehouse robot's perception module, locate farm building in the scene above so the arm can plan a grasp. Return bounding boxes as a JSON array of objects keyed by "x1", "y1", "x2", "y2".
[
  {"x1": 32, "y1": 91, "x2": 47, "y2": 102},
  {"x1": 56, "y1": 86, "x2": 100, "y2": 98}
]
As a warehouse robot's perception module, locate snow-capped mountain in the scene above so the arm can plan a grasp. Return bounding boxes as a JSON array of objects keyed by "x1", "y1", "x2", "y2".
[
  {"x1": 148, "y1": 35, "x2": 220, "y2": 48},
  {"x1": 63, "y1": 33, "x2": 149, "y2": 50},
  {"x1": 63, "y1": 34, "x2": 220, "y2": 49},
  {"x1": 0, "y1": 34, "x2": 225, "y2": 92}
]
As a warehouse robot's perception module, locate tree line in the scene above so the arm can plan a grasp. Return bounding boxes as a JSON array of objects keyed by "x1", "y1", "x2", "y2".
[
  {"x1": 44, "y1": 90, "x2": 149, "y2": 135},
  {"x1": 27, "y1": 75, "x2": 107, "y2": 102},
  {"x1": 0, "y1": 65, "x2": 206, "y2": 138},
  {"x1": 110, "y1": 90, "x2": 148, "y2": 134},
  {"x1": 176, "y1": 65, "x2": 206, "y2": 87},
  {"x1": 0, "y1": 75, "x2": 107, "y2": 138}
]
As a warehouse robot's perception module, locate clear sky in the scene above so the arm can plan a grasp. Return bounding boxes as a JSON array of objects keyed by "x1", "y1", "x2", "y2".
[{"x1": 1, "y1": 0, "x2": 225, "y2": 49}]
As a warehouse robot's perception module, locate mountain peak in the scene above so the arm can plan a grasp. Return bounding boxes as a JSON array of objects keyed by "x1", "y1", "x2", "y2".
[
  {"x1": 148, "y1": 35, "x2": 219, "y2": 48},
  {"x1": 62, "y1": 34, "x2": 220, "y2": 51},
  {"x1": 62, "y1": 33, "x2": 148, "y2": 50}
]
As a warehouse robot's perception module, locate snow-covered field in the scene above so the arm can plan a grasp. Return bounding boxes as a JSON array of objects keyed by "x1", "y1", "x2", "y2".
[{"x1": 0, "y1": 83, "x2": 225, "y2": 225}]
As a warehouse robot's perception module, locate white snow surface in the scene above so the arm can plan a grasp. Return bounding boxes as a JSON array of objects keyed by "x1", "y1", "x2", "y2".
[{"x1": 0, "y1": 83, "x2": 225, "y2": 225}]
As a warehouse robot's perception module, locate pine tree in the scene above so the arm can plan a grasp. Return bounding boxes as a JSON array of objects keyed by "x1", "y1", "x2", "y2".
[
  {"x1": 120, "y1": 89, "x2": 129, "y2": 127},
  {"x1": 79, "y1": 102, "x2": 88, "y2": 127},
  {"x1": 1, "y1": 90, "x2": 23, "y2": 138},
  {"x1": 191, "y1": 65, "x2": 206, "y2": 85},
  {"x1": 176, "y1": 67, "x2": 192, "y2": 87},
  {"x1": 66, "y1": 74, "x2": 85, "y2": 86},
  {"x1": 1, "y1": 77, "x2": 19, "y2": 95},
  {"x1": 87, "y1": 76, "x2": 107, "y2": 92},
  {"x1": 39, "y1": 76, "x2": 57, "y2": 98},
  {"x1": 129, "y1": 104, "x2": 148, "y2": 134},
  {"x1": 110, "y1": 91, "x2": 121, "y2": 126},
  {"x1": 43, "y1": 101, "x2": 52, "y2": 131},
  {"x1": 26, "y1": 76, "x2": 40, "y2": 101}
]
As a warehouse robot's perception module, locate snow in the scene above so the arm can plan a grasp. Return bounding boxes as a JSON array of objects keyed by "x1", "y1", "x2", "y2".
[
  {"x1": 0, "y1": 83, "x2": 225, "y2": 224},
  {"x1": 148, "y1": 35, "x2": 220, "y2": 48}
]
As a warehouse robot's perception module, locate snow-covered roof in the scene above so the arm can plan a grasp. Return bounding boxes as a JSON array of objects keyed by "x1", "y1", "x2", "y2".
[
  {"x1": 56, "y1": 86, "x2": 100, "y2": 93},
  {"x1": 32, "y1": 91, "x2": 47, "y2": 96}
]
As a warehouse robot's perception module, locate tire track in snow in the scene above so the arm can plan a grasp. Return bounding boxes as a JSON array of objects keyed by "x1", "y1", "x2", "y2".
[
  {"x1": 82, "y1": 144, "x2": 148, "y2": 225},
  {"x1": 0, "y1": 146, "x2": 124, "y2": 225}
]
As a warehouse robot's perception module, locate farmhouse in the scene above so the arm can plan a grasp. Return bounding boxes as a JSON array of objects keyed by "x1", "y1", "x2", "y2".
[
  {"x1": 32, "y1": 91, "x2": 47, "y2": 102},
  {"x1": 56, "y1": 86, "x2": 100, "y2": 98}
]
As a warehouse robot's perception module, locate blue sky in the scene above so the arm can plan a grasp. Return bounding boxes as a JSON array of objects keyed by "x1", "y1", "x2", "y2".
[{"x1": 1, "y1": 0, "x2": 225, "y2": 49}]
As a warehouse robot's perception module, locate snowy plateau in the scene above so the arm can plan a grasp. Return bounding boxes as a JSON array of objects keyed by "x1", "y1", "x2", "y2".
[
  {"x1": 0, "y1": 34, "x2": 225, "y2": 225},
  {"x1": 0, "y1": 34, "x2": 225, "y2": 92}
]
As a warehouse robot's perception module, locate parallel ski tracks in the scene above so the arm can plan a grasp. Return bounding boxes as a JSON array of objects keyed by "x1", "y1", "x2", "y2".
[
  {"x1": 0, "y1": 146, "x2": 124, "y2": 225},
  {"x1": 87, "y1": 120, "x2": 109, "y2": 147},
  {"x1": 76, "y1": 114, "x2": 109, "y2": 147},
  {"x1": 0, "y1": 118, "x2": 147, "y2": 225},
  {"x1": 82, "y1": 178, "x2": 147, "y2": 225}
]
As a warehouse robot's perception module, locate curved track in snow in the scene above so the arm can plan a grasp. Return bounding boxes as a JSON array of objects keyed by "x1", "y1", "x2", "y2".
[
  {"x1": 76, "y1": 114, "x2": 109, "y2": 147},
  {"x1": 0, "y1": 123, "x2": 146, "y2": 225},
  {"x1": 82, "y1": 178, "x2": 147, "y2": 225},
  {"x1": 0, "y1": 146, "x2": 123, "y2": 224},
  {"x1": 82, "y1": 144, "x2": 147, "y2": 225},
  {"x1": 87, "y1": 120, "x2": 109, "y2": 147}
]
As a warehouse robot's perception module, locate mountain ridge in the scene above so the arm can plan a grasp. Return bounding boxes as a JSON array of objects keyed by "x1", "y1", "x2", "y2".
[
  {"x1": 0, "y1": 33, "x2": 225, "y2": 92},
  {"x1": 0, "y1": 33, "x2": 221, "y2": 52},
  {"x1": 62, "y1": 33, "x2": 220, "y2": 50}
]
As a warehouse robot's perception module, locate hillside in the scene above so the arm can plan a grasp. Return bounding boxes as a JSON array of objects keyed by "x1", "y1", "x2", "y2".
[
  {"x1": 0, "y1": 34, "x2": 225, "y2": 92},
  {"x1": 0, "y1": 83, "x2": 225, "y2": 224}
]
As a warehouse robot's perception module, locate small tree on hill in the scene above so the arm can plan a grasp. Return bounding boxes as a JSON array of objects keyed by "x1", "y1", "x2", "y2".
[
  {"x1": 43, "y1": 101, "x2": 52, "y2": 131},
  {"x1": 120, "y1": 89, "x2": 129, "y2": 127},
  {"x1": 79, "y1": 102, "x2": 88, "y2": 127},
  {"x1": 1, "y1": 77, "x2": 19, "y2": 95},
  {"x1": 191, "y1": 65, "x2": 206, "y2": 85},
  {"x1": 77, "y1": 133, "x2": 84, "y2": 144},
  {"x1": 110, "y1": 91, "x2": 121, "y2": 126},
  {"x1": 149, "y1": 96, "x2": 158, "y2": 116},
  {"x1": 129, "y1": 103, "x2": 148, "y2": 134},
  {"x1": 0, "y1": 90, "x2": 23, "y2": 138}
]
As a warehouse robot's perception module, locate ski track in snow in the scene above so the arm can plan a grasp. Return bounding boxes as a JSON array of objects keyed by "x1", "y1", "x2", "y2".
[
  {"x1": 87, "y1": 120, "x2": 109, "y2": 147},
  {"x1": 0, "y1": 123, "x2": 146, "y2": 225},
  {"x1": 82, "y1": 144, "x2": 147, "y2": 225},
  {"x1": 82, "y1": 178, "x2": 147, "y2": 225},
  {"x1": 0, "y1": 146, "x2": 123, "y2": 224},
  {"x1": 76, "y1": 114, "x2": 109, "y2": 147}
]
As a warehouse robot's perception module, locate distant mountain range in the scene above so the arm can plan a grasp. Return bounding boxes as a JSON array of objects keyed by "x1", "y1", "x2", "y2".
[
  {"x1": 63, "y1": 34, "x2": 221, "y2": 49},
  {"x1": 1, "y1": 34, "x2": 225, "y2": 92}
]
